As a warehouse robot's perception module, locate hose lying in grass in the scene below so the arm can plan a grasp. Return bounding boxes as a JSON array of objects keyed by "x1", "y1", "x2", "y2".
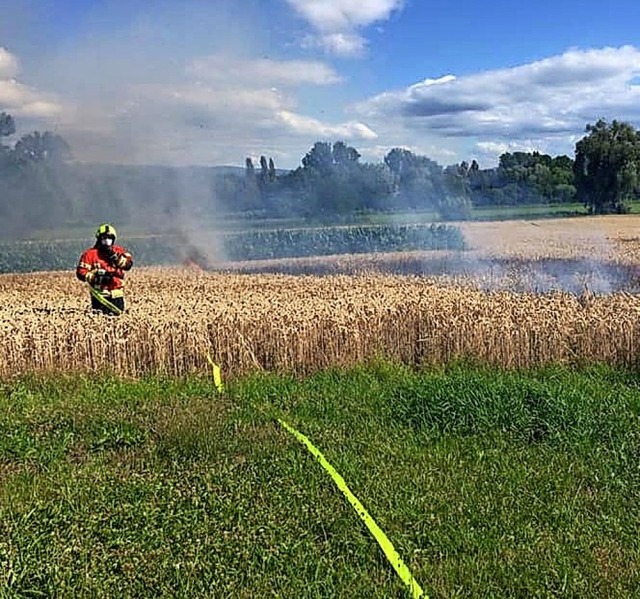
[
  {"x1": 205, "y1": 357, "x2": 424, "y2": 596},
  {"x1": 277, "y1": 418, "x2": 425, "y2": 599}
]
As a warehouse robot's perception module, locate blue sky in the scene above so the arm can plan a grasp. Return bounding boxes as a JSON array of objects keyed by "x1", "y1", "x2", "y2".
[{"x1": 1, "y1": 0, "x2": 640, "y2": 169}]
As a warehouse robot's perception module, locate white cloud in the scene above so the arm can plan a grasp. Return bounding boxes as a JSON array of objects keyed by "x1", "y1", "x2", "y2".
[
  {"x1": 188, "y1": 55, "x2": 342, "y2": 86},
  {"x1": 3, "y1": 3, "x2": 383, "y2": 168},
  {"x1": 475, "y1": 140, "x2": 539, "y2": 162},
  {"x1": 161, "y1": 84, "x2": 291, "y2": 114},
  {"x1": 56, "y1": 64, "x2": 374, "y2": 166},
  {"x1": 0, "y1": 47, "x2": 19, "y2": 79},
  {"x1": 314, "y1": 32, "x2": 367, "y2": 57},
  {"x1": 356, "y1": 45, "x2": 640, "y2": 144},
  {"x1": 285, "y1": 0, "x2": 404, "y2": 56},
  {"x1": 285, "y1": 0, "x2": 404, "y2": 31},
  {"x1": 0, "y1": 47, "x2": 62, "y2": 119},
  {"x1": 277, "y1": 110, "x2": 377, "y2": 139},
  {"x1": 52, "y1": 51, "x2": 348, "y2": 158}
]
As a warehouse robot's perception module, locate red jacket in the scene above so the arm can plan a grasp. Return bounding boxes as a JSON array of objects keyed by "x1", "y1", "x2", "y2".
[{"x1": 76, "y1": 244, "x2": 133, "y2": 297}]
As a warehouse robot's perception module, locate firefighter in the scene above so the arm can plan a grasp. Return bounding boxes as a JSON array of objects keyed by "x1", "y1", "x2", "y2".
[{"x1": 76, "y1": 223, "x2": 133, "y2": 315}]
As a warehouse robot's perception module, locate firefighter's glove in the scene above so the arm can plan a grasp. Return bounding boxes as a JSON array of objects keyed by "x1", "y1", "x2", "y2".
[
  {"x1": 110, "y1": 252, "x2": 128, "y2": 269},
  {"x1": 87, "y1": 270, "x2": 112, "y2": 286}
]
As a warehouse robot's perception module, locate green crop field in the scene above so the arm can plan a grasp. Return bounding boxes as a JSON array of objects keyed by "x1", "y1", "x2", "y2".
[{"x1": 0, "y1": 223, "x2": 465, "y2": 274}]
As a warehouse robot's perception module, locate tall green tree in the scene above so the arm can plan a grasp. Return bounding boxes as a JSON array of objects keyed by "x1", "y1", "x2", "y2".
[
  {"x1": 331, "y1": 141, "x2": 360, "y2": 168},
  {"x1": 291, "y1": 141, "x2": 365, "y2": 215},
  {"x1": 383, "y1": 148, "x2": 446, "y2": 210},
  {"x1": 0, "y1": 112, "x2": 15, "y2": 140},
  {"x1": 574, "y1": 119, "x2": 640, "y2": 214},
  {"x1": 244, "y1": 157, "x2": 255, "y2": 178},
  {"x1": 301, "y1": 141, "x2": 333, "y2": 173},
  {"x1": 0, "y1": 112, "x2": 16, "y2": 168},
  {"x1": 13, "y1": 131, "x2": 71, "y2": 164},
  {"x1": 241, "y1": 157, "x2": 261, "y2": 212},
  {"x1": 259, "y1": 155, "x2": 268, "y2": 181},
  {"x1": 442, "y1": 164, "x2": 472, "y2": 219}
]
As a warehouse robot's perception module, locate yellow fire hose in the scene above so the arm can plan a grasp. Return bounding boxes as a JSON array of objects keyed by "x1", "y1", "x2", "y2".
[
  {"x1": 277, "y1": 419, "x2": 425, "y2": 598},
  {"x1": 204, "y1": 358, "x2": 425, "y2": 597},
  {"x1": 88, "y1": 284, "x2": 123, "y2": 315}
]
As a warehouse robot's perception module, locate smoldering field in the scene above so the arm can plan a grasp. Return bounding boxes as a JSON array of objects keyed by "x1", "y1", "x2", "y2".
[
  {"x1": 228, "y1": 217, "x2": 640, "y2": 294},
  {"x1": 3, "y1": 215, "x2": 640, "y2": 379}
]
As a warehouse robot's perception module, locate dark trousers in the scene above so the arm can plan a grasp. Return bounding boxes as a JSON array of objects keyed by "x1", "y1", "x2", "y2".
[{"x1": 91, "y1": 295, "x2": 125, "y2": 315}]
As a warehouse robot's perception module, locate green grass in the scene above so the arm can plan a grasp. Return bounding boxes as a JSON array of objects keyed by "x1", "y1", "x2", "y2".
[
  {"x1": 16, "y1": 200, "x2": 640, "y2": 244},
  {"x1": 469, "y1": 203, "x2": 588, "y2": 220},
  {"x1": 1, "y1": 362, "x2": 639, "y2": 598}
]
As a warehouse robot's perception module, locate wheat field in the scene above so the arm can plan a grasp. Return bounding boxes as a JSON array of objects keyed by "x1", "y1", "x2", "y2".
[{"x1": 3, "y1": 216, "x2": 640, "y2": 378}]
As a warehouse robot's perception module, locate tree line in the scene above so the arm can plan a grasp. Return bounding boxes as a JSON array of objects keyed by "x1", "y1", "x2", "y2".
[
  {"x1": 205, "y1": 119, "x2": 640, "y2": 220},
  {"x1": 1, "y1": 111, "x2": 640, "y2": 237}
]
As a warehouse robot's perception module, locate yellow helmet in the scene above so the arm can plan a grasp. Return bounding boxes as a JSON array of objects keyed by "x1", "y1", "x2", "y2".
[{"x1": 95, "y1": 223, "x2": 117, "y2": 240}]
